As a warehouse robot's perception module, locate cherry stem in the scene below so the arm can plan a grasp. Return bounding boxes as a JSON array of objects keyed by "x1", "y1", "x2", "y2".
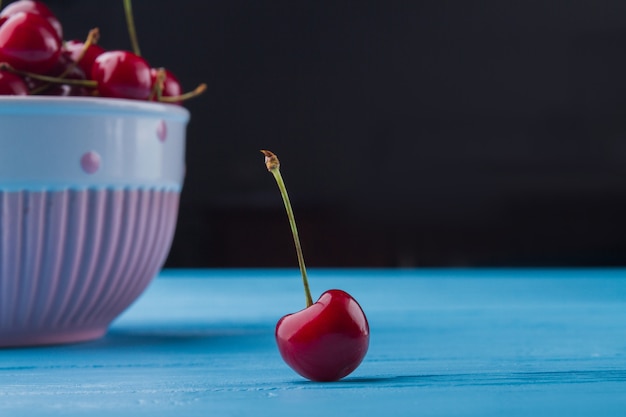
[
  {"x1": 158, "y1": 83, "x2": 207, "y2": 103},
  {"x1": 67, "y1": 28, "x2": 101, "y2": 74},
  {"x1": 261, "y1": 150, "x2": 314, "y2": 308},
  {"x1": 0, "y1": 63, "x2": 98, "y2": 87},
  {"x1": 30, "y1": 28, "x2": 101, "y2": 95},
  {"x1": 123, "y1": 0, "x2": 141, "y2": 56},
  {"x1": 148, "y1": 67, "x2": 166, "y2": 101}
]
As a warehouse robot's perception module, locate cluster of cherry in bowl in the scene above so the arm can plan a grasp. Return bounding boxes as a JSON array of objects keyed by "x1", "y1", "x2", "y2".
[{"x1": 0, "y1": 0, "x2": 197, "y2": 103}]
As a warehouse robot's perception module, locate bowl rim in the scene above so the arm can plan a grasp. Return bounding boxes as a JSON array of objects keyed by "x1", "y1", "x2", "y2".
[{"x1": 0, "y1": 95, "x2": 190, "y2": 121}]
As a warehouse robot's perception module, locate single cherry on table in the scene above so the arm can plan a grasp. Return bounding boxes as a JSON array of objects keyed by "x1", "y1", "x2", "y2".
[{"x1": 261, "y1": 150, "x2": 370, "y2": 382}]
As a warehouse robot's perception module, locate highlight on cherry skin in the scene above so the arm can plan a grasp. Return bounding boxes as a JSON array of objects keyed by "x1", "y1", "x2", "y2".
[
  {"x1": 261, "y1": 149, "x2": 370, "y2": 382},
  {"x1": 0, "y1": 0, "x2": 206, "y2": 103}
]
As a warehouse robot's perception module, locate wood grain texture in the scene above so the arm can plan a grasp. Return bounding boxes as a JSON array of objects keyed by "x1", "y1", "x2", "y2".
[{"x1": 1, "y1": 268, "x2": 625, "y2": 416}]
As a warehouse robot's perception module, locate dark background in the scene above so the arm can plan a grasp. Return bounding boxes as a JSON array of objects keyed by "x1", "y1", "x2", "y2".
[{"x1": 44, "y1": 0, "x2": 626, "y2": 267}]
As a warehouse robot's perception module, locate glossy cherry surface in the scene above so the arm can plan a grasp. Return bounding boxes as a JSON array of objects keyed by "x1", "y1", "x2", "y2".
[
  {"x1": 0, "y1": 0, "x2": 63, "y2": 39},
  {"x1": 0, "y1": 11, "x2": 62, "y2": 73},
  {"x1": 64, "y1": 40, "x2": 105, "y2": 77},
  {"x1": 0, "y1": 70, "x2": 28, "y2": 94},
  {"x1": 275, "y1": 289, "x2": 370, "y2": 382},
  {"x1": 91, "y1": 50, "x2": 152, "y2": 100}
]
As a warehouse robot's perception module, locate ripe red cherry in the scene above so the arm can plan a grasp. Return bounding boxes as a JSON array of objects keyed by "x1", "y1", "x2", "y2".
[
  {"x1": 276, "y1": 289, "x2": 369, "y2": 382},
  {"x1": 150, "y1": 68, "x2": 182, "y2": 103},
  {"x1": 91, "y1": 50, "x2": 152, "y2": 100},
  {"x1": 0, "y1": 0, "x2": 63, "y2": 40},
  {"x1": 261, "y1": 150, "x2": 370, "y2": 381},
  {"x1": 64, "y1": 40, "x2": 105, "y2": 77},
  {"x1": 0, "y1": 11, "x2": 62, "y2": 73},
  {"x1": 26, "y1": 54, "x2": 90, "y2": 96},
  {"x1": 0, "y1": 70, "x2": 28, "y2": 95}
]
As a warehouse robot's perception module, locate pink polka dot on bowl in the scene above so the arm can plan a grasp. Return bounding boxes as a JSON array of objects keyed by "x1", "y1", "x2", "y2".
[
  {"x1": 80, "y1": 151, "x2": 101, "y2": 174},
  {"x1": 157, "y1": 120, "x2": 167, "y2": 142}
]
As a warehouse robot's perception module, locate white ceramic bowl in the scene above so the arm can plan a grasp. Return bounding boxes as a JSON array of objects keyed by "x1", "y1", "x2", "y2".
[{"x1": 0, "y1": 96, "x2": 189, "y2": 347}]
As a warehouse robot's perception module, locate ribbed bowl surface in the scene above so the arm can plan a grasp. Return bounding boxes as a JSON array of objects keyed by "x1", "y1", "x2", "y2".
[{"x1": 0, "y1": 97, "x2": 189, "y2": 347}]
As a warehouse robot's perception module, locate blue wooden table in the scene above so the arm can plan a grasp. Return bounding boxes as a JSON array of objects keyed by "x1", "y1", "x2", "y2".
[{"x1": 1, "y1": 268, "x2": 625, "y2": 416}]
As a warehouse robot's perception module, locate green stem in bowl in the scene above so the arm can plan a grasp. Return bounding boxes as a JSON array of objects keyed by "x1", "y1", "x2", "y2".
[
  {"x1": 0, "y1": 62, "x2": 97, "y2": 88},
  {"x1": 123, "y1": 0, "x2": 141, "y2": 56},
  {"x1": 158, "y1": 83, "x2": 207, "y2": 103},
  {"x1": 148, "y1": 67, "x2": 166, "y2": 101},
  {"x1": 30, "y1": 28, "x2": 101, "y2": 95}
]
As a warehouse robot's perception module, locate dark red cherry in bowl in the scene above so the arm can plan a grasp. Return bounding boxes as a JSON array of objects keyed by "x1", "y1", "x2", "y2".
[
  {"x1": 150, "y1": 68, "x2": 182, "y2": 103},
  {"x1": 64, "y1": 39, "x2": 105, "y2": 76},
  {"x1": 0, "y1": 0, "x2": 63, "y2": 40},
  {"x1": 91, "y1": 50, "x2": 152, "y2": 100},
  {"x1": 29, "y1": 54, "x2": 91, "y2": 97},
  {"x1": 276, "y1": 289, "x2": 370, "y2": 382},
  {"x1": 0, "y1": 70, "x2": 28, "y2": 95},
  {"x1": 0, "y1": 11, "x2": 62, "y2": 73}
]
